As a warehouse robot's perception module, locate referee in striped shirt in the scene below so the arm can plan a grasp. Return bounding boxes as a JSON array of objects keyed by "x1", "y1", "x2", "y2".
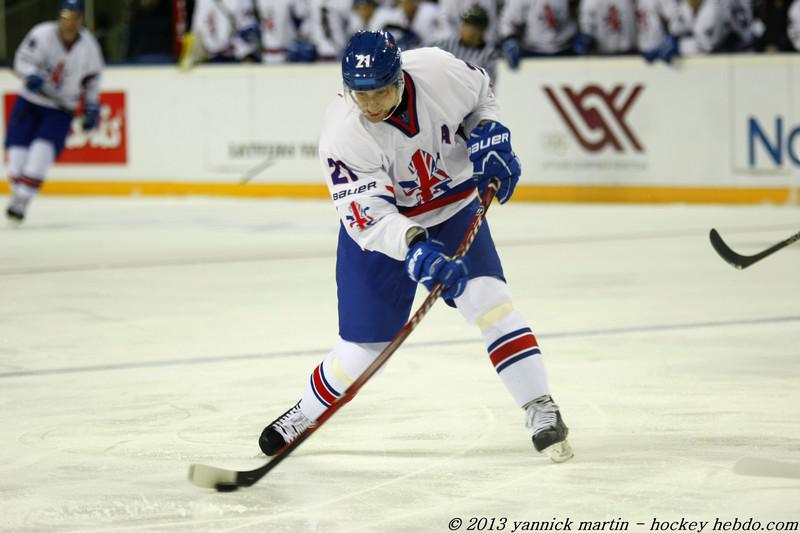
[{"x1": 432, "y1": 6, "x2": 501, "y2": 84}]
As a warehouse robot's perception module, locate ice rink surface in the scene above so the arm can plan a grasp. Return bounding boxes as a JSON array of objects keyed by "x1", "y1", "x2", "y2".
[{"x1": 0, "y1": 196, "x2": 798, "y2": 532}]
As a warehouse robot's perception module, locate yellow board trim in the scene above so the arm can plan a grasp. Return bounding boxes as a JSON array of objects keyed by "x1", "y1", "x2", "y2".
[{"x1": 0, "y1": 181, "x2": 797, "y2": 204}]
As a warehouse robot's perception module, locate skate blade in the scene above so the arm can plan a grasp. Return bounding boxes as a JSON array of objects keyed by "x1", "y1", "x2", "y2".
[{"x1": 543, "y1": 439, "x2": 574, "y2": 463}]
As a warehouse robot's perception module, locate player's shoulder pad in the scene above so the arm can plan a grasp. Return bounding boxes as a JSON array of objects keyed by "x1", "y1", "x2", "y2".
[
  {"x1": 29, "y1": 22, "x2": 58, "y2": 39},
  {"x1": 319, "y1": 94, "x2": 382, "y2": 166},
  {"x1": 400, "y1": 47, "x2": 470, "y2": 79}
]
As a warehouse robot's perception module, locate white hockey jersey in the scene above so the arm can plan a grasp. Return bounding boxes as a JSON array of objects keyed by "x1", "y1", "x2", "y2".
[
  {"x1": 577, "y1": 0, "x2": 637, "y2": 53},
  {"x1": 636, "y1": 0, "x2": 691, "y2": 52},
  {"x1": 499, "y1": 0, "x2": 578, "y2": 54},
  {"x1": 318, "y1": 47, "x2": 499, "y2": 260},
  {"x1": 257, "y1": 0, "x2": 306, "y2": 63},
  {"x1": 790, "y1": 0, "x2": 800, "y2": 51},
  {"x1": 192, "y1": 0, "x2": 260, "y2": 60},
  {"x1": 14, "y1": 22, "x2": 103, "y2": 112},
  {"x1": 302, "y1": 0, "x2": 352, "y2": 59},
  {"x1": 676, "y1": 0, "x2": 756, "y2": 54},
  {"x1": 370, "y1": 2, "x2": 450, "y2": 47}
]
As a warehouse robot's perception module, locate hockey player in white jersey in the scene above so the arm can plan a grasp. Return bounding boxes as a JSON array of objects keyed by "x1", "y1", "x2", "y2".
[
  {"x1": 638, "y1": 0, "x2": 760, "y2": 62},
  {"x1": 256, "y1": 0, "x2": 307, "y2": 63},
  {"x1": 258, "y1": 31, "x2": 574, "y2": 463},
  {"x1": 636, "y1": 0, "x2": 688, "y2": 62},
  {"x1": 301, "y1": 0, "x2": 352, "y2": 61},
  {"x1": 190, "y1": 0, "x2": 261, "y2": 62},
  {"x1": 574, "y1": 0, "x2": 637, "y2": 55},
  {"x1": 682, "y1": 0, "x2": 759, "y2": 54},
  {"x1": 369, "y1": 0, "x2": 450, "y2": 48},
  {"x1": 4, "y1": 0, "x2": 103, "y2": 223},
  {"x1": 498, "y1": 0, "x2": 579, "y2": 61}
]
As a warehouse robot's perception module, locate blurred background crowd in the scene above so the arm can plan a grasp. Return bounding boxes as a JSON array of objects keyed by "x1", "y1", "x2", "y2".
[{"x1": 0, "y1": 0, "x2": 799, "y2": 72}]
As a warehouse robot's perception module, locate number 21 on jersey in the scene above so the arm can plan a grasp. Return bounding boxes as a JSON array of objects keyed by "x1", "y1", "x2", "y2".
[{"x1": 327, "y1": 158, "x2": 359, "y2": 185}]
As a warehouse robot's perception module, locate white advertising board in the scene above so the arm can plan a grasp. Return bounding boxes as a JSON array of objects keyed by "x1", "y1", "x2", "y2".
[{"x1": 1, "y1": 55, "x2": 799, "y2": 202}]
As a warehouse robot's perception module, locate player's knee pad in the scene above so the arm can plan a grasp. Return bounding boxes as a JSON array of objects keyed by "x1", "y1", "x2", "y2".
[
  {"x1": 325, "y1": 337, "x2": 389, "y2": 389},
  {"x1": 22, "y1": 139, "x2": 56, "y2": 179},
  {"x1": 454, "y1": 276, "x2": 514, "y2": 331}
]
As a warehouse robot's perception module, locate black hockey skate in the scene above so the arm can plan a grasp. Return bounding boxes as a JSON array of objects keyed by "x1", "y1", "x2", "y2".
[
  {"x1": 6, "y1": 194, "x2": 30, "y2": 224},
  {"x1": 6, "y1": 205, "x2": 24, "y2": 222},
  {"x1": 259, "y1": 402, "x2": 313, "y2": 456},
  {"x1": 524, "y1": 395, "x2": 574, "y2": 463}
]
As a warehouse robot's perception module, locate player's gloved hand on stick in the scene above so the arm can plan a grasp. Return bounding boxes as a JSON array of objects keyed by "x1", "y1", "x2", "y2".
[
  {"x1": 82, "y1": 102, "x2": 100, "y2": 130},
  {"x1": 405, "y1": 240, "x2": 468, "y2": 300},
  {"x1": 25, "y1": 74, "x2": 44, "y2": 93},
  {"x1": 467, "y1": 121, "x2": 521, "y2": 204},
  {"x1": 501, "y1": 39, "x2": 521, "y2": 70}
]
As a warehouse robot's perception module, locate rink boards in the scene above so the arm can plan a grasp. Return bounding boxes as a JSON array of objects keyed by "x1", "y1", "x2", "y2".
[{"x1": 1, "y1": 53, "x2": 799, "y2": 204}]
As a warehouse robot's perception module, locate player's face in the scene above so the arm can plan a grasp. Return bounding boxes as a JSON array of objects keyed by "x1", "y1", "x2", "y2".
[
  {"x1": 58, "y1": 10, "x2": 82, "y2": 43},
  {"x1": 460, "y1": 24, "x2": 485, "y2": 47},
  {"x1": 351, "y1": 84, "x2": 400, "y2": 122}
]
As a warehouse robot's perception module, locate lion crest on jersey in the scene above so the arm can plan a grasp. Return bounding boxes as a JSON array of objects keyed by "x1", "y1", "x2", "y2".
[{"x1": 399, "y1": 149, "x2": 452, "y2": 204}]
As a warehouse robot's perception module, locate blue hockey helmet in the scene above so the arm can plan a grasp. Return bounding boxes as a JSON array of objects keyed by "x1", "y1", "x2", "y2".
[
  {"x1": 342, "y1": 31, "x2": 402, "y2": 92},
  {"x1": 60, "y1": 0, "x2": 84, "y2": 13}
]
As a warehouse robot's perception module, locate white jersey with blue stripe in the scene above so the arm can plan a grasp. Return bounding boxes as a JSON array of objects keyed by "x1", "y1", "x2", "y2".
[
  {"x1": 14, "y1": 22, "x2": 103, "y2": 112},
  {"x1": 318, "y1": 47, "x2": 499, "y2": 261}
]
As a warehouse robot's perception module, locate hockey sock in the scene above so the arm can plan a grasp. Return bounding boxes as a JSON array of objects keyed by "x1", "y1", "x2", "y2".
[
  {"x1": 299, "y1": 338, "x2": 388, "y2": 420},
  {"x1": 481, "y1": 307, "x2": 551, "y2": 407},
  {"x1": 455, "y1": 276, "x2": 551, "y2": 407}
]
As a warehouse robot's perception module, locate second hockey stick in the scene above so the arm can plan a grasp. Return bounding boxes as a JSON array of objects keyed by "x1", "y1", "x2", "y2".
[
  {"x1": 189, "y1": 179, "x2": 499, "y2": 491},
  {"x1": 709, "y1": 228, "x2": 800, "y2": 270}
]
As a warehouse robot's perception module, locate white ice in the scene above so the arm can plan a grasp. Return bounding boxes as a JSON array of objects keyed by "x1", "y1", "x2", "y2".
[{"x1": 0, "y1": 196, "x2": 798, "y2": 533}]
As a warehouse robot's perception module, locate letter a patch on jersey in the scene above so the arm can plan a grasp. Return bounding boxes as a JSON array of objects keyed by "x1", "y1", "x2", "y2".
[
  {"x1": 346, "y1": 201, "x2": 375, "y2": 231},
  {"x1": 400, "y1": 149, "x2": 452, "y2": 203}
]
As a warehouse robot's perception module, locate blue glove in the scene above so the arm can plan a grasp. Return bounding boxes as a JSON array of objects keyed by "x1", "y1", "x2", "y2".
[
  {"x1": 656, "y1": 34, "x2": 679, "y2": 63},
  {"x1": 467, "y1": 121, "x2": 521, "y2": 204},
  {"x1": 501, "y1": 39, "x2": 520, "y2": 70},
  {"x1": 642, "y1": 47, "x2": 660, "y2": 63},
  {"x1": 82, "y1": 102, "x2": 100, "y2": 130},
  {"x1": 286, "y1": 40, "x2": 317, "y2": 62},
  {"x1": 238, "y1": 23, "x2": 261, "y2": 46},
  {"x1": 25, "y1": 74, "x2": 44, "y2": 93},
  {"x1": 574, "y1": 33, "x2": 594, "y2": 55},
  {"x1": 405, "y1": 240, "x2": 468, "y2": 300}
]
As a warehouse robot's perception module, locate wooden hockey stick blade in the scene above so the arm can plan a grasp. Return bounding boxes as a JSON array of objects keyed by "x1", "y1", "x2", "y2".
[
  {"x1": 188, "y1": 179, "x2": 500, "y2": 491},
  {"x1": 709, "y1": 228, "x2": 800, "y2": 270}
]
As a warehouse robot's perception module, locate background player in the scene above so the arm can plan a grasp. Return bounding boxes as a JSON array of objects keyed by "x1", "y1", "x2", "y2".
[
  {"x1": 258, "y1": 30, "x2": 574, "y2": 464},
  {"x1": 4, "y1": 0, "x2": 104, "y2": 223}
]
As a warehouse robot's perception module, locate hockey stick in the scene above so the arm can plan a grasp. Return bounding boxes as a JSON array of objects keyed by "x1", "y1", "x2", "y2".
[
  {"x1": 709, "y1": 228, "x2": 800, "y2": 270},
  {"x1": 189, "y1": 179, "x2": 500, "y2": 491},
  {"x1": 239, "y1": 158, "x2": 275, "y2": 184}
]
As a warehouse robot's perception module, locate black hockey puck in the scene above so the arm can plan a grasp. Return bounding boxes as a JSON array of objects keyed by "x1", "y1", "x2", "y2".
[{"x1": 215, "y1": 482, "x2": 239, "y2": 492}]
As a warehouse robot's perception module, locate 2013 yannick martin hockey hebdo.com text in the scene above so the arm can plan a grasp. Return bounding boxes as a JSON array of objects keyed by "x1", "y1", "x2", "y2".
[{"x1": 445, "y1": 517, "x2": 800, "y2": 532}]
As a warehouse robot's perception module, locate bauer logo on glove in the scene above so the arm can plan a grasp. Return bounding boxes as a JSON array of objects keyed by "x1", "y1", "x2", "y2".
[
  {"x1": 467, "y1": 121, "x2": 521, "y2": 204},
  {"x1": 467, "y1": 131, "x2": 510, "y2": 156}
]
